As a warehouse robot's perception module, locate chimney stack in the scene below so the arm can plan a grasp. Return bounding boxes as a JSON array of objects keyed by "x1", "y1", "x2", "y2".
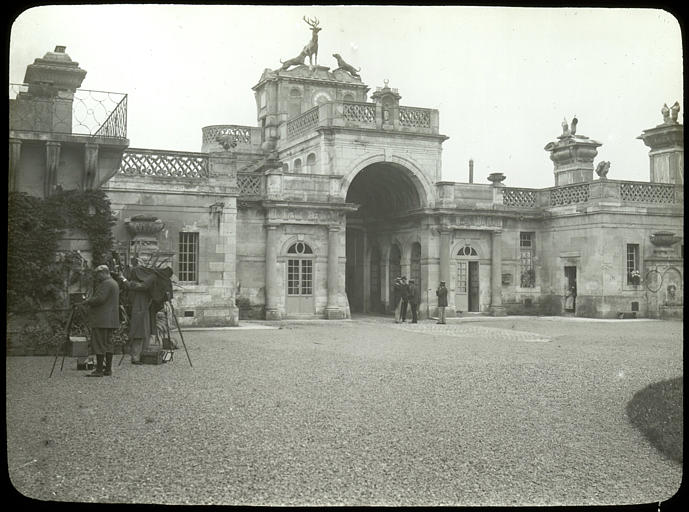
[{"x1": 469, "y1": 159, "x2": 474, "y2": 184}]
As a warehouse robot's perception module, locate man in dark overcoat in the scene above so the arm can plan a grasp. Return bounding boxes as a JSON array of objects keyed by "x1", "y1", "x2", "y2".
[
  {"x1": 399, "y1": 276, "x2": 409, "y2": 322},
  {"x1": 82, "y1": 265, "x2": 120, "y2": 377},
  {"x1": 407, "y1": 278, "x2": 419, "y2": 324},
  {"x1": 436, "y1": 281, "x2": 448, "y2": 324},
  {"x1": 120, "y1": 264, "x2": 155, "y2": 364}
]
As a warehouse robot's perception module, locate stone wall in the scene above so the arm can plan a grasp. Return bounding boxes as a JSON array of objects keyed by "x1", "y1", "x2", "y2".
[{"x1": 104, "y1": 153, "x2": 239, "y2": 327}]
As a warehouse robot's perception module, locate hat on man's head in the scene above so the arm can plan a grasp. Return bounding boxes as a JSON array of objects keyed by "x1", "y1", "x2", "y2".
[
  {"x1": 409, "y1": 279, "x2": 415, "y2": 283},
  {"x1": 440, "y1": 281, "x2": 446, "y2": 285},
  {"x1": 95, "y1": 264, "x2": 110, "y2": 273}
]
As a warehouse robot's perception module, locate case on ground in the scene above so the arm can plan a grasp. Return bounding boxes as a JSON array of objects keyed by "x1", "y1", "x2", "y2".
[{"x1": 141, "y1": 349, "x2": 173, "y2": 365}]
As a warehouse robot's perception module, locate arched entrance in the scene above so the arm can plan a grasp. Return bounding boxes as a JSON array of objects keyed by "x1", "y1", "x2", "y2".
[
  {"x1": 455, "y1": 244, "x2": 480, "y2": 313},
  {"x1": 344, "y1": 161, "x2": 424, "y2": 314}
]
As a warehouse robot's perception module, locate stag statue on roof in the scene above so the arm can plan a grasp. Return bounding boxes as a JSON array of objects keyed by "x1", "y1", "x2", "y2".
[{"x1": 302, "y1": 16, "x2": 321, "y2": 67}]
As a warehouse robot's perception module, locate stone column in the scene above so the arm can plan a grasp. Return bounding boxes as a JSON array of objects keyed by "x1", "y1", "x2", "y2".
[
  {"x1": 490, "y1": 230, "x2": 506, "y2": 316},
  {"x1": 326, "y1": 225, "x2": 344, "y2": 319},
  {"x1": 264, "y1": 224, "x2": 281, "y2": 320}
]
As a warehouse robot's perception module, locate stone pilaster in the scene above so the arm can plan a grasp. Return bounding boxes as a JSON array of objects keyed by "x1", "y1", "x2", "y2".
[
  {"x1": 264, "y1": 224, "x2": 281, "y2": 320},
  {"x1": 490, "y1": 230, "x2": 506, "y2": 316},
  {"x1": 9, "y1": 139, "x2": 21, "y2": 193},
  {"x1": 439, "y1": 229, "x2": 450, "y2": 285},
  {"x1": 326, "y1": 225, "x2": 345, "y2": 319},
  {"x1": 83, "y1": 143, "x2": 99, "y2": 190}
]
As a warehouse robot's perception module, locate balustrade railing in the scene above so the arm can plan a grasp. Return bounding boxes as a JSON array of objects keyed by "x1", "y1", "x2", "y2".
[
  {"x1": 287, "y1": 106, "x2": 319, "y2": 139},
  {"x1": 549, "y1": 183, "x2": 590, "y2": 206},
  {"x1": 119, "y1": 149, "x2": 209, "y2": 179},
  {"x1": 502, "y1": 187, "x2": 538, "y2": 208},
  {"x1": 237, "y1": 172, "x2": 264, "y2": 197},
  {"x1": 619, "y1": 182, "x2": 678, "y2": 204},
  {"x1": 202, "y1": 125, "x2": 252, "y2": 146},
  {"x1": 343, "y1": 102, "x2": 376, "y2": 124},
  {"x1": 399, "y1": 106, "x2": 431, "y2": 128},
  {"x1": 10, "y1": 83, "x2": 128, "y2": 138}
]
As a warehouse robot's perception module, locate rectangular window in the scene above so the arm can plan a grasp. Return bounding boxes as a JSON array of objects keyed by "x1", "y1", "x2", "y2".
[
  {"x1": 626, "y1": 244, "x2": 640, "y2": 284},
  {"x1": 457, "y1": 261, "x2": 467, "y2": 293},
  {"x1": 178, "y1": 232, "x2": 199, "y2": 283},
  {"x1": 288, "y1": 259, "x2": 313, "y2": 295},
  {"x1": 520, "y1": 232, "x2": 535, "y2": 287}
]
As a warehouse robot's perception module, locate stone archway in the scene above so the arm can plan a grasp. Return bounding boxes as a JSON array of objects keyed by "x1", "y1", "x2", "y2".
[{"x1": 344, "y1": 161, "x2": 424, "y2": 314}]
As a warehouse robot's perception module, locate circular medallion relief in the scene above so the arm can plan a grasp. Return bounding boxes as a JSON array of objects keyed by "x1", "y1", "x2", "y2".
[{"x1": 313, "y1": 91, "x2": 332, "y2": 106}]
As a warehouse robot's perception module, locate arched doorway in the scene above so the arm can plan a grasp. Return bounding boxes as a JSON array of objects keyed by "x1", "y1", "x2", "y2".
[
  {"x1": 285, "y1": 241, "x2": 315, "y2": 315},
  {"x1": 455, "y1": 244, "x2": 480, "y2": 313},
  {"x1": 344, "y1": 161, "x2": 423, "y2": 314}
]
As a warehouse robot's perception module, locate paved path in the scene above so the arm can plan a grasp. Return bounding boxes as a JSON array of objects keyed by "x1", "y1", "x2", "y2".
[{"x1": 6, "y1": 317, "x2": 683, "y2": 506}]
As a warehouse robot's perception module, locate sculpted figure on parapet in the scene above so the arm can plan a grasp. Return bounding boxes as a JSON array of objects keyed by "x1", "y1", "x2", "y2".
[
  {"x1": 277, "y1": 17, "x2": 321, "y2": 71},
  {"x1": 670, "y1": 101, "x2": 680, "y2": 123},
  {"x1": 595, "y1": 160, "x2": 610, "y2": 179},
  {"x1": 278, "y1": 50, "x2": 307, "y2": 71},
  {"x1": 332, "y1": 53, "x2": 361, "y2": 78}
]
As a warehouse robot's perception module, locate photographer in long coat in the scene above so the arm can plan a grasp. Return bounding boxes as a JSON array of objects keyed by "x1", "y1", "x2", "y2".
[
  {"x1": 120, "y1": 262, "x2": 155, "y2": 364},
  {"x1": 82, "y1": 265, "x2": 120, "y2": 377}
]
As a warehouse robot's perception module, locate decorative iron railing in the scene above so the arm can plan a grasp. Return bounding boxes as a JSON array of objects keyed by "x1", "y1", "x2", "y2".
[
  {"x1": 202, "y1": 125, "x2": 252, "y2": 145},
  {"x1": 502, "y1": 187, "x2": 538, "y2": 208},
  {"x1": 399, "y1": 106, "x2": 431, "y2": 128},
  {"x1": 119, "y1": 149, "x2": 209, "y2": 179},
  {"x1": 237, "y1": 172, "x2": 264, "y2": 196},
  {"x1": 94, "y1": 95, "x2": 127, "y2": 138},
  {"x1": 619, "y1": 182, "x2": 677, "y2": 203},
  {"x1": 287, "y1": 106, "x2": 319, "y2": 139},
  {"x1": 343, "y1": 102, "x2": 376, "y2": 124},
  {"x1": 9, "y1": 84, "x2": 128, "y2": 138},
  {"x1": 549, "y1": 183, "x2": 590, "y2": 206}
]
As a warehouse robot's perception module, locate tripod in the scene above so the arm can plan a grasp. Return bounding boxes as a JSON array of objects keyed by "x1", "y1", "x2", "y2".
[
  {"x1": 49, "y1": 305, "x2": 91, "y2": 378},
  {"x1": 118, "y1": 299, "x2": 192, "y2": 367}
]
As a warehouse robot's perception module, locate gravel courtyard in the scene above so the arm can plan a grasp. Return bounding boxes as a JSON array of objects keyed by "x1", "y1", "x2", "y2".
[{"x1": 6, "y1": 316, "x2": 683, "y2": 506}]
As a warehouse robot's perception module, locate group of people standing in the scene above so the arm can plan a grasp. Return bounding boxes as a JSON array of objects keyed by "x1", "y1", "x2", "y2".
[
  {"x1": 393, "y1": 276, "x2": 419, "y2": 323},
  {"x1": 392, "y1": 276, "x2": 449, "y2": 325},
  {"x1": 79, "y1": 257, "x2": 165, "y2": 377}
]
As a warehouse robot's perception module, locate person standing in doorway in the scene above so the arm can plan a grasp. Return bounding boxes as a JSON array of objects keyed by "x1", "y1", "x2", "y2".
[
  {"x1": 408, "y1": 279, "x2": 419, "y2": 323},
  {"x1": 436, "y1": 281, "x2": 448, "y2": 324},
  {"x1": 81, "y1": 265, "x2": 120, "y2": 377}
]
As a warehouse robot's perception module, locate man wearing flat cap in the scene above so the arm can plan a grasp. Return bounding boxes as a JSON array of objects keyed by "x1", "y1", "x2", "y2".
[
  {"x1": 81, "y1": 264, "x2": 120, "y2": 377},
  {"x1": 436, "y1": 281, "x2": 448, "y2": 324}
]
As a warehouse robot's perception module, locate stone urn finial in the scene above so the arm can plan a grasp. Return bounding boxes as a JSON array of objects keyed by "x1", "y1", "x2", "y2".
[
  {"x1": 125, "y1": 215, "x2": 165, "y2": 236},
  {"x1": 125, "y1": 215, "x2": 165, "y2": 256},
  {"x1": 650, "y1": 231, "x2": 679, "y2": 248},
  {"x1": 487, "y1": 172, "x2": 506, "y2": 186}
]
